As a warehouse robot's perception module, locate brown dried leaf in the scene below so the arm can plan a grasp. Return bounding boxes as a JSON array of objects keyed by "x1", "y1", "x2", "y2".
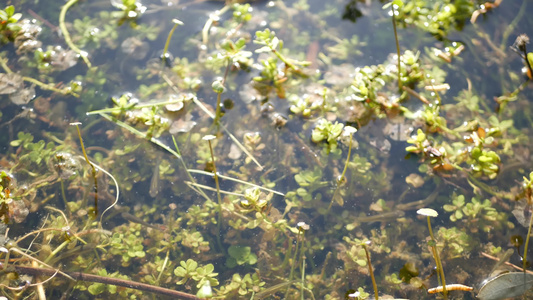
[{"x1": 0, "y1": 73, "x2": 24, "y2": 95}]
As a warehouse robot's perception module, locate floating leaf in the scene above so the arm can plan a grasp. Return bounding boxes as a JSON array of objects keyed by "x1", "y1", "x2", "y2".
[
  {"x1": 169, "y1": 119, "x2": 196, "y2": 134},
  {"x1": 406, "y1": 173, "x2": 424, "y2": 188},
  {"x1": 0, "y1": 73, "x2": 23, "y2": 95},
  {"x1": 9, "y1": 84, "x2": 35, "y2": 105},
  {"x1": 512, "y1": 198, "x2": 532, "y2": 228},
  {"x1": 477, "y1": 272, "x2": 533, "y2": 300}
]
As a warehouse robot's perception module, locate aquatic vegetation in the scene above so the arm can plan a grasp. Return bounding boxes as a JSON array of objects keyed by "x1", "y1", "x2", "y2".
[
  {"x1": 111, "y1": 0, "x2": 146, "y2": 27},
  {"x1": 174, "y1": 258, "x2": 219, "y2": 296},
  {"x1": 393, "y1": 0, "x2": 475, "y2": 39},
  {"x1": 0, "y1": 5, "x2": 22, "y2": 44},
  {"x1": 311, "y1": 118, "x2": 344, "y2": 146},
  {"x1": 254, "y1": 28, "x2": 308, "y2": 74},
  {"x1": 226, "y1": 245, "x2": 258, "y2": 268},
  {"x1": 383, "y1": 0, "x2": 404, "y2": 91},
  {"x1": 2, "y1": 0, "x2": 533, "y2": 299},
  {"x1": 361, "y1": 240, "x2": 379, "y2": 300},
  {"x1": 71, "y1": 14, "x2": 118, "y2": 50},
  {"x1": 444, "y1": 194, "x2": 510, "y2": 233},
  {"x1": 84, "y1": 269, "x2": 134, "y2": 297},
  {"x1": 287, "y1": 167, "x2": 327, "y2": 203},
  {"x1": 519, "y1": 172, "x2": 533, "y2": 271},
  {"x1": 328, "y1": 125, "x2": 356, "y2": 209},
  {"x1": 437, "y1": 226, "x2": 473, "y2": 259},
  {"x1": 417, "y1": 208, "x2": 448, "y2": 297},
  {"x1": 108, "y1": 227, "x2": 146, "y2": 267},
  {"x1": 219, "y1": 272, "x2": 266, "y2": 297}
]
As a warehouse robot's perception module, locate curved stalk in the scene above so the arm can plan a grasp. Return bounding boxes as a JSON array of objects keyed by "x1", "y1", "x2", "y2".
[{"x1": 59, "y1": 0, "x2": 92, "y2": 67}]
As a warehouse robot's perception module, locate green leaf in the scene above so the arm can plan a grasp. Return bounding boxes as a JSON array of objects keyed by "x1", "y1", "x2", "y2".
[
  {"x1": 528, "y1": 53, "x2": 533, "y2": 70},
  {"x1": 227, "y1": 245, "x2": 256, "y2": 265},
  {"x1": 185, "y1": 259, "x2": 198, "y2": 272},
  {"x1": 174, "y1": 266, "x2": 187, "y2": 277},
  {"x1": 442, "y1": 204, "x2": 455, "y2": 212},
  {"x1": 255, "y1": 46, "x2": 271, "y2": 53},
  {"x1": 382, "y1": 2, "x2": 392, "y2": 9},
  {"x1": 247, "y1": 253, "x2": 257, "y2": 265},
  {"x1": 10, "y1": 139, "x2": 22, "y2": 147},
  {"x1": 204, "y1": 264, "x2": 215, "y2": 274},
  {"x1": 5, "y1": 5, "x2": 14, "y2": 17},
  {"x1": 392, "y1": 0, "x2": 404, "y2": 7},
  {"x1": 10, "y1": 13, "x2": 22, "y2": 22},
  {"x1": 226, "y1": 257, "x2": 237, "y2": 268},
  {"x1": 235, "y1": 37, "x2": 246, "y2": 49},
  {"x1": 88, "y1": 283, "x2": 106, "y2": 295}
]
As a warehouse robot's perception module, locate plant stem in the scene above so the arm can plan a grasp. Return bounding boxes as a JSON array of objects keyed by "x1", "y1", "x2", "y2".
[
  {"x1": 87, "y1": 97, "x2": 187, "y2": 115},
  {"x1": 300, "y1": 249, "x2": 305, "y2": 300},
  {"x1": 362, "y1": 242, "x2": 378, "y2": 300},
  {"x1": 156, "y1": 250, "x2": 170, "y2": 285},
  {"x1": 285, "y1": 232, "x2": 301, "y2": 298},
  {"x1": 59, "y1": 0, "x2": 91, "y2": 67},
  {"x1": 272, "y1": 241, "x2": 292, "y2": 271},
  {"x1": 186, "y1": 169, "x2": 283, "y2": 196},
  {"x1": 59, "y1": 179, "x2": 69, "y2": 213},
  {"x1": 328, "y1": 134, "x2": 353, "y2": 210},
  {"x1": 0, "y1": 57, "x2": 78, "y2": 97},
  {"x1": 22, "y1": 76, "x2": 79, "y2": 97},
  {"x1": 72, "y1": 123, "x2": 98, "y2": 218},
  {"x1": 162, "y1": 19, "x2": 183, "y2": 65},
  {"x1": 271, "y1": 47, "x2": 299, "y2": 72},
  {"x1": 523, "y1": 211, "x2": 533, "y2": 272},
  {"x1": 207, "y1": 140, "x2": 222, "y2": 209},
  {"x1": 427, "y1": 216, "x2": 447, "y2": 297},
  {"x1": 297, "y1": 228, "x2": 307, "y2": 300},
  {"x1": 202, "y1": 5, "x2": 230, "y2": 45},
  {"x1": 7, "y1": 247, "x2": 74, "y2": 281},
  {"x1": 500, "y1": 0, "x2": 527, "y2": 52},
  {"x1": 206, "y1": 138, "x2": 224, "y2": 253},
  {"x1": 0, "y1": 56, "x2": 12, "y2": 73},
  {"x1": 214, "y1": 92, "x2": 223, "y2": 126},
  {"x1": 391, "y1": 4, "x2": 402, "y2": 92},
  {"x1": 214, "y1": 59, "x2": 231, "y2": 126}
]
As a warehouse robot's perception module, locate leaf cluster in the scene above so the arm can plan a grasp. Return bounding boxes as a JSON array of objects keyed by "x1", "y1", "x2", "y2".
[{"x1": 0, "y1": 5, "x2": 22, "y2": 44}]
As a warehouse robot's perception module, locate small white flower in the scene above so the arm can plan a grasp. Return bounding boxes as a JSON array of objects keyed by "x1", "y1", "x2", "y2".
[
  {"x1": 202, "y1": 135, "x2": 216, "y2": 141},
  {"x1": 417, "y1": 208, "x2": 438, "y2": 217},
  {"x1": 297, "y1": 222, "x2": 310, "y2": 231}
]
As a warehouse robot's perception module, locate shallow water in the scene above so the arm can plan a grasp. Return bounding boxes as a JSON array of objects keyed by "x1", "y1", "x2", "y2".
[{"x1": 1, "y1": 0, "x2": 533, "y2": 299}]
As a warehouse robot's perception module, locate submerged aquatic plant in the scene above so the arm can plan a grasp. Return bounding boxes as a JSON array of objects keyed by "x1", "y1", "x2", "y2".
[
  {"x1": 0, "y1": 5, "x2": 22, "y2": 44},
  {"x1": 226, "y1": 245, "x2": 257, "y2": 268},
  {"x1": 417, "y1": 208, "x2": 447, "y2": 297},
  {"x1": 173, "y1": 258, "x2": 219, "y2": 297},
  {"x1": 2, "y1": 0, "x2": 533, "y2": 299},
  {"x1": 361, "y1": 240, "x2": 379, "y2": 300}
]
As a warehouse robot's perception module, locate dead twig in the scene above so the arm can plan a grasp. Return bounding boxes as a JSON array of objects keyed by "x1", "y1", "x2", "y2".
[
  {"x1": 480, "y1": 251, "x2": 533, "y2": 274},
  {"x1": 8, "y1": 265, "x2": 201, "y2": 299}
]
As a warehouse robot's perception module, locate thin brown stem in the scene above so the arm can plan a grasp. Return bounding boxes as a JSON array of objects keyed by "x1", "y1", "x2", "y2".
[
  {"x1": 9, "y1": 265, "x2": 200, "y2": 299},
  {"x1": 71, "y1": 123, "x2": 98, "y2": 218},
  {"x1": 362, "y1": 242, "x2": 379, "y2": 300}
]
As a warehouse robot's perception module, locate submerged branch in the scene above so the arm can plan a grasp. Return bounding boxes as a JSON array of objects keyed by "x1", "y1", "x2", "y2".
[{"x1": 9, "y1": 265, "x2": 200, "y2": 299}]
